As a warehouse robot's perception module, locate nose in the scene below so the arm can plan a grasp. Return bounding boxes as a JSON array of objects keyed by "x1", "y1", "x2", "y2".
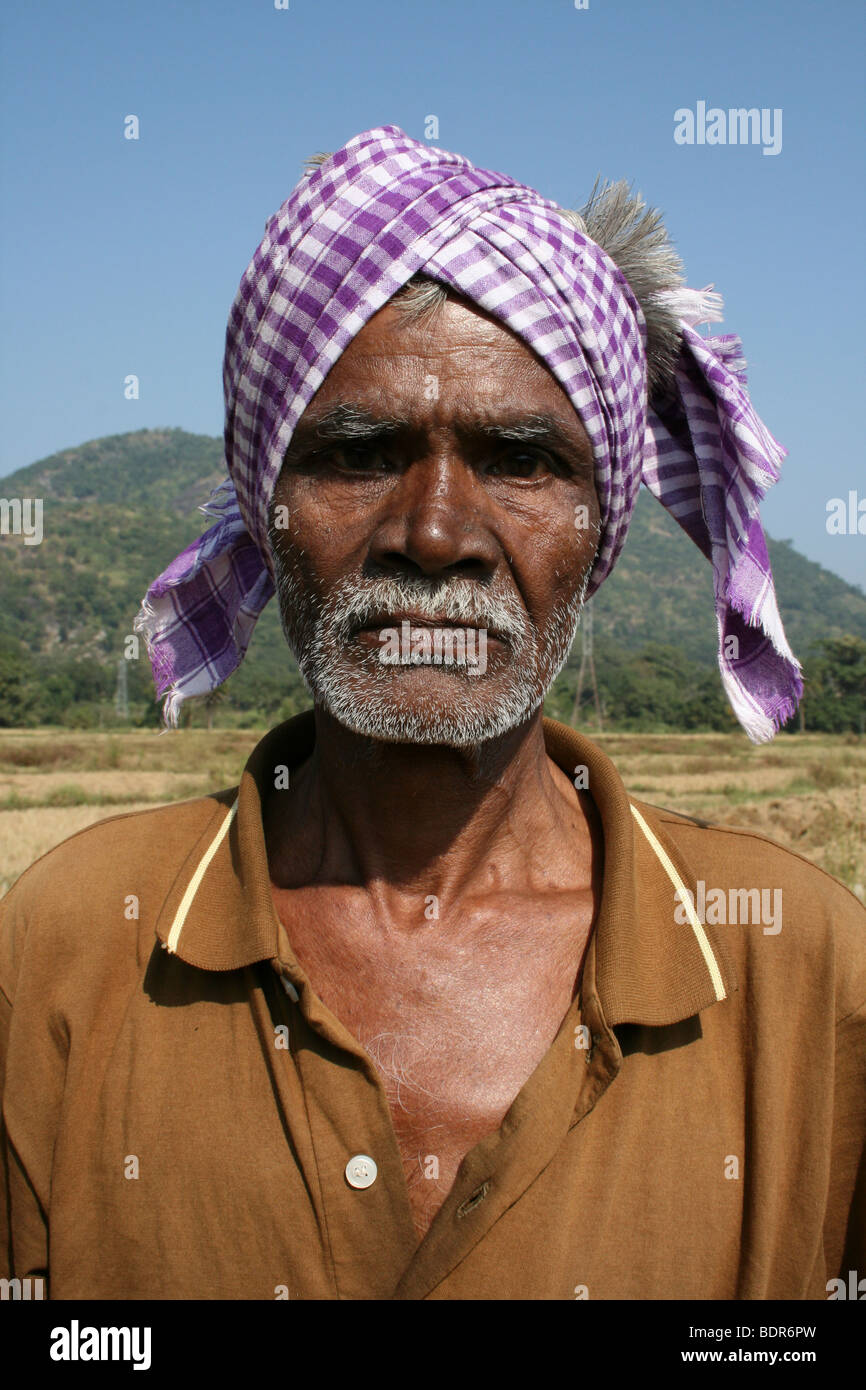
[{"x1": 367, "y1": 455, "x2": 501, "y2": 580}]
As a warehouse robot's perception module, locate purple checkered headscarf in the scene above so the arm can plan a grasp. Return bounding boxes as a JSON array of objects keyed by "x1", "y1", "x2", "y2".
[{"x1": 135, "y1": 124, "x2": 802, "y2": 741}]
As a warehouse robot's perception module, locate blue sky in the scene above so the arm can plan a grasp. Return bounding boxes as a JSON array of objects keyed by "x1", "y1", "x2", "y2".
[{"x1": 1, "y1": 0, "x2": 863, "y2": 587}]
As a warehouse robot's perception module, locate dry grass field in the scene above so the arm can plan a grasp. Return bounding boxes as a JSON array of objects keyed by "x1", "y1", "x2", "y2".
[{"x1": 0, "y1": 726, "x2": 863, "y2": 903}]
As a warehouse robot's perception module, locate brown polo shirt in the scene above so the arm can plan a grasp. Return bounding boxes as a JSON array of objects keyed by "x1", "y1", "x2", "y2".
[{"x1": 1, "y1": 712, "x2": 864, "y2": 1300}]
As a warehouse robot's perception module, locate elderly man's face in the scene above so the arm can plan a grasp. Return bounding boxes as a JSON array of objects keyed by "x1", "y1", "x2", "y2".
[{"x1": 268, "y1": 293, "x2": 601, "y2": 746}]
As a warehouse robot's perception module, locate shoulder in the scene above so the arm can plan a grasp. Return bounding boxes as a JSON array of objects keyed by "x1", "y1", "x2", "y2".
[
  {"x1": 0, "y1": 791, "x2": 236, "y2": 1001},
  {"x1": 631, "y1": 796, "x2": 866, "y2": 1025}
]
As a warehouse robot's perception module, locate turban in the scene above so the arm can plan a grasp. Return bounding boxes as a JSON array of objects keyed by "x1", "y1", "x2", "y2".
[{"x1": 135, "y1": 124, "x2": 802, "y2": 742}]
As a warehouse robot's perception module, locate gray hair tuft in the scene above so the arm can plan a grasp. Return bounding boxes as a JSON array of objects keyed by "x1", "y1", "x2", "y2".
[{"x1": 563, "y1": 178, "x2": 686, "y2": 401}]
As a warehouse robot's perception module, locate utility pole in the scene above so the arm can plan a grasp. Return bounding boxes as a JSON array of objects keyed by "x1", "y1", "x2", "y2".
[
  {"x1": 114, "y1": 659, "x2": 129, "y2": 722},
  {"x1": 570, "y1": 604, "x2": 603, "y2": 731}
]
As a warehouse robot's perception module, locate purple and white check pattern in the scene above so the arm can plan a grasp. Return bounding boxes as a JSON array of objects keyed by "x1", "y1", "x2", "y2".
[{"x1": 135, "y1": 124, "x2": 802, "y2": 740}]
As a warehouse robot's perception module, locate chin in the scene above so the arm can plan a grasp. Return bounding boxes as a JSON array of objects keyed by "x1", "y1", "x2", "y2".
[{"x1": 309, "y1": 666, "x2": 550, "y2": 748}]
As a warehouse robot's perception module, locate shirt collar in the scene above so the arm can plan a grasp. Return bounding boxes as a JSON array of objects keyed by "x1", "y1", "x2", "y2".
[{"x1": 154, "y1": 710, "x2": 736, "y2": 1026}]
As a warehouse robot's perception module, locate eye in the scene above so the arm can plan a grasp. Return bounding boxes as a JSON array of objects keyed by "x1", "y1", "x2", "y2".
[
  {"x1": 322, "y1": 445, "x2": 395, "y2": 473},
  {"x1": 484, "y1": 449, "x2": 557, "y2": 479}
]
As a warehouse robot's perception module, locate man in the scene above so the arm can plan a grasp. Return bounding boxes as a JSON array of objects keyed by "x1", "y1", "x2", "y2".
[{"x1": 1, "y1": 127, "x2": 863, "y2": 1301}]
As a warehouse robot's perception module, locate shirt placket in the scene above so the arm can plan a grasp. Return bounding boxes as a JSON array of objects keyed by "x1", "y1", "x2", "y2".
[
  {"x1": 391, "y1": 936, "x2": 622, "y2": 1299},
  {"x1": 263, "y1": 957, "x2": 419, "y2": 1299},
  {"x1": 254, "y1": 912, "x2": 624, "y2": 1301}
]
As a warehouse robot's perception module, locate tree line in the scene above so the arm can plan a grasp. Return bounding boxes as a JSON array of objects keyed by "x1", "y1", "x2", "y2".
[{"x1": 0, "y1": 634, "x2": 862, "y2": 735}]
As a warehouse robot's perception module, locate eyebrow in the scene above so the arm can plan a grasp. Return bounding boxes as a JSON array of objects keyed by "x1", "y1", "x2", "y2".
[
  {"x1": 298, "y1": 403, "x2": 410, "y2": 441},
  {"x1": 291, "y1": 402, "x2": 592, "y2": 462},
  {"x1": 471, "y1": 414, "x2": 589, "y2": 458}
]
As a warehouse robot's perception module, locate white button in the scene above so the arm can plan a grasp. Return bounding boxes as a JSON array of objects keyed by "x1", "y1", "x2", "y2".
[
  {"x1": 345, "y1": 1154, "x2": 377, "y2": 1189},
  {"x1": 280, "y1": 976, "x2": 299, "y2": 1002}
]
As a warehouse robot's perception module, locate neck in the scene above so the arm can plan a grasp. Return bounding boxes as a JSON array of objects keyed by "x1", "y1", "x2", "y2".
[{"x1": 265, "y1": 705, "x2": 594, "y2": 926}]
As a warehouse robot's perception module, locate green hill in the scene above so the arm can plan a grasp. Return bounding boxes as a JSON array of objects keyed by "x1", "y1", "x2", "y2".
[{"x1": 1, "y1": 427, "x2": 863, "y2": 731}]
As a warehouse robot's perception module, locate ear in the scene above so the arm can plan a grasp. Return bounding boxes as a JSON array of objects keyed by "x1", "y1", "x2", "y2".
[{"x1": 559, "y1": 179, "x2": 687, "y2": 403}]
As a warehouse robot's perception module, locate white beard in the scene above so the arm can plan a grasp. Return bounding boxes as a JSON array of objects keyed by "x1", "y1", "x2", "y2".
[{"x1": 270, "y1": 540, "x2": 593, "y2": 748}]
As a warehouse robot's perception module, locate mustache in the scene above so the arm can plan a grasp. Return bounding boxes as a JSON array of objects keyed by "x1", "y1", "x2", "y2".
[{"x1": 324, "y1": 575, "x2": 531, "y2": 644}]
